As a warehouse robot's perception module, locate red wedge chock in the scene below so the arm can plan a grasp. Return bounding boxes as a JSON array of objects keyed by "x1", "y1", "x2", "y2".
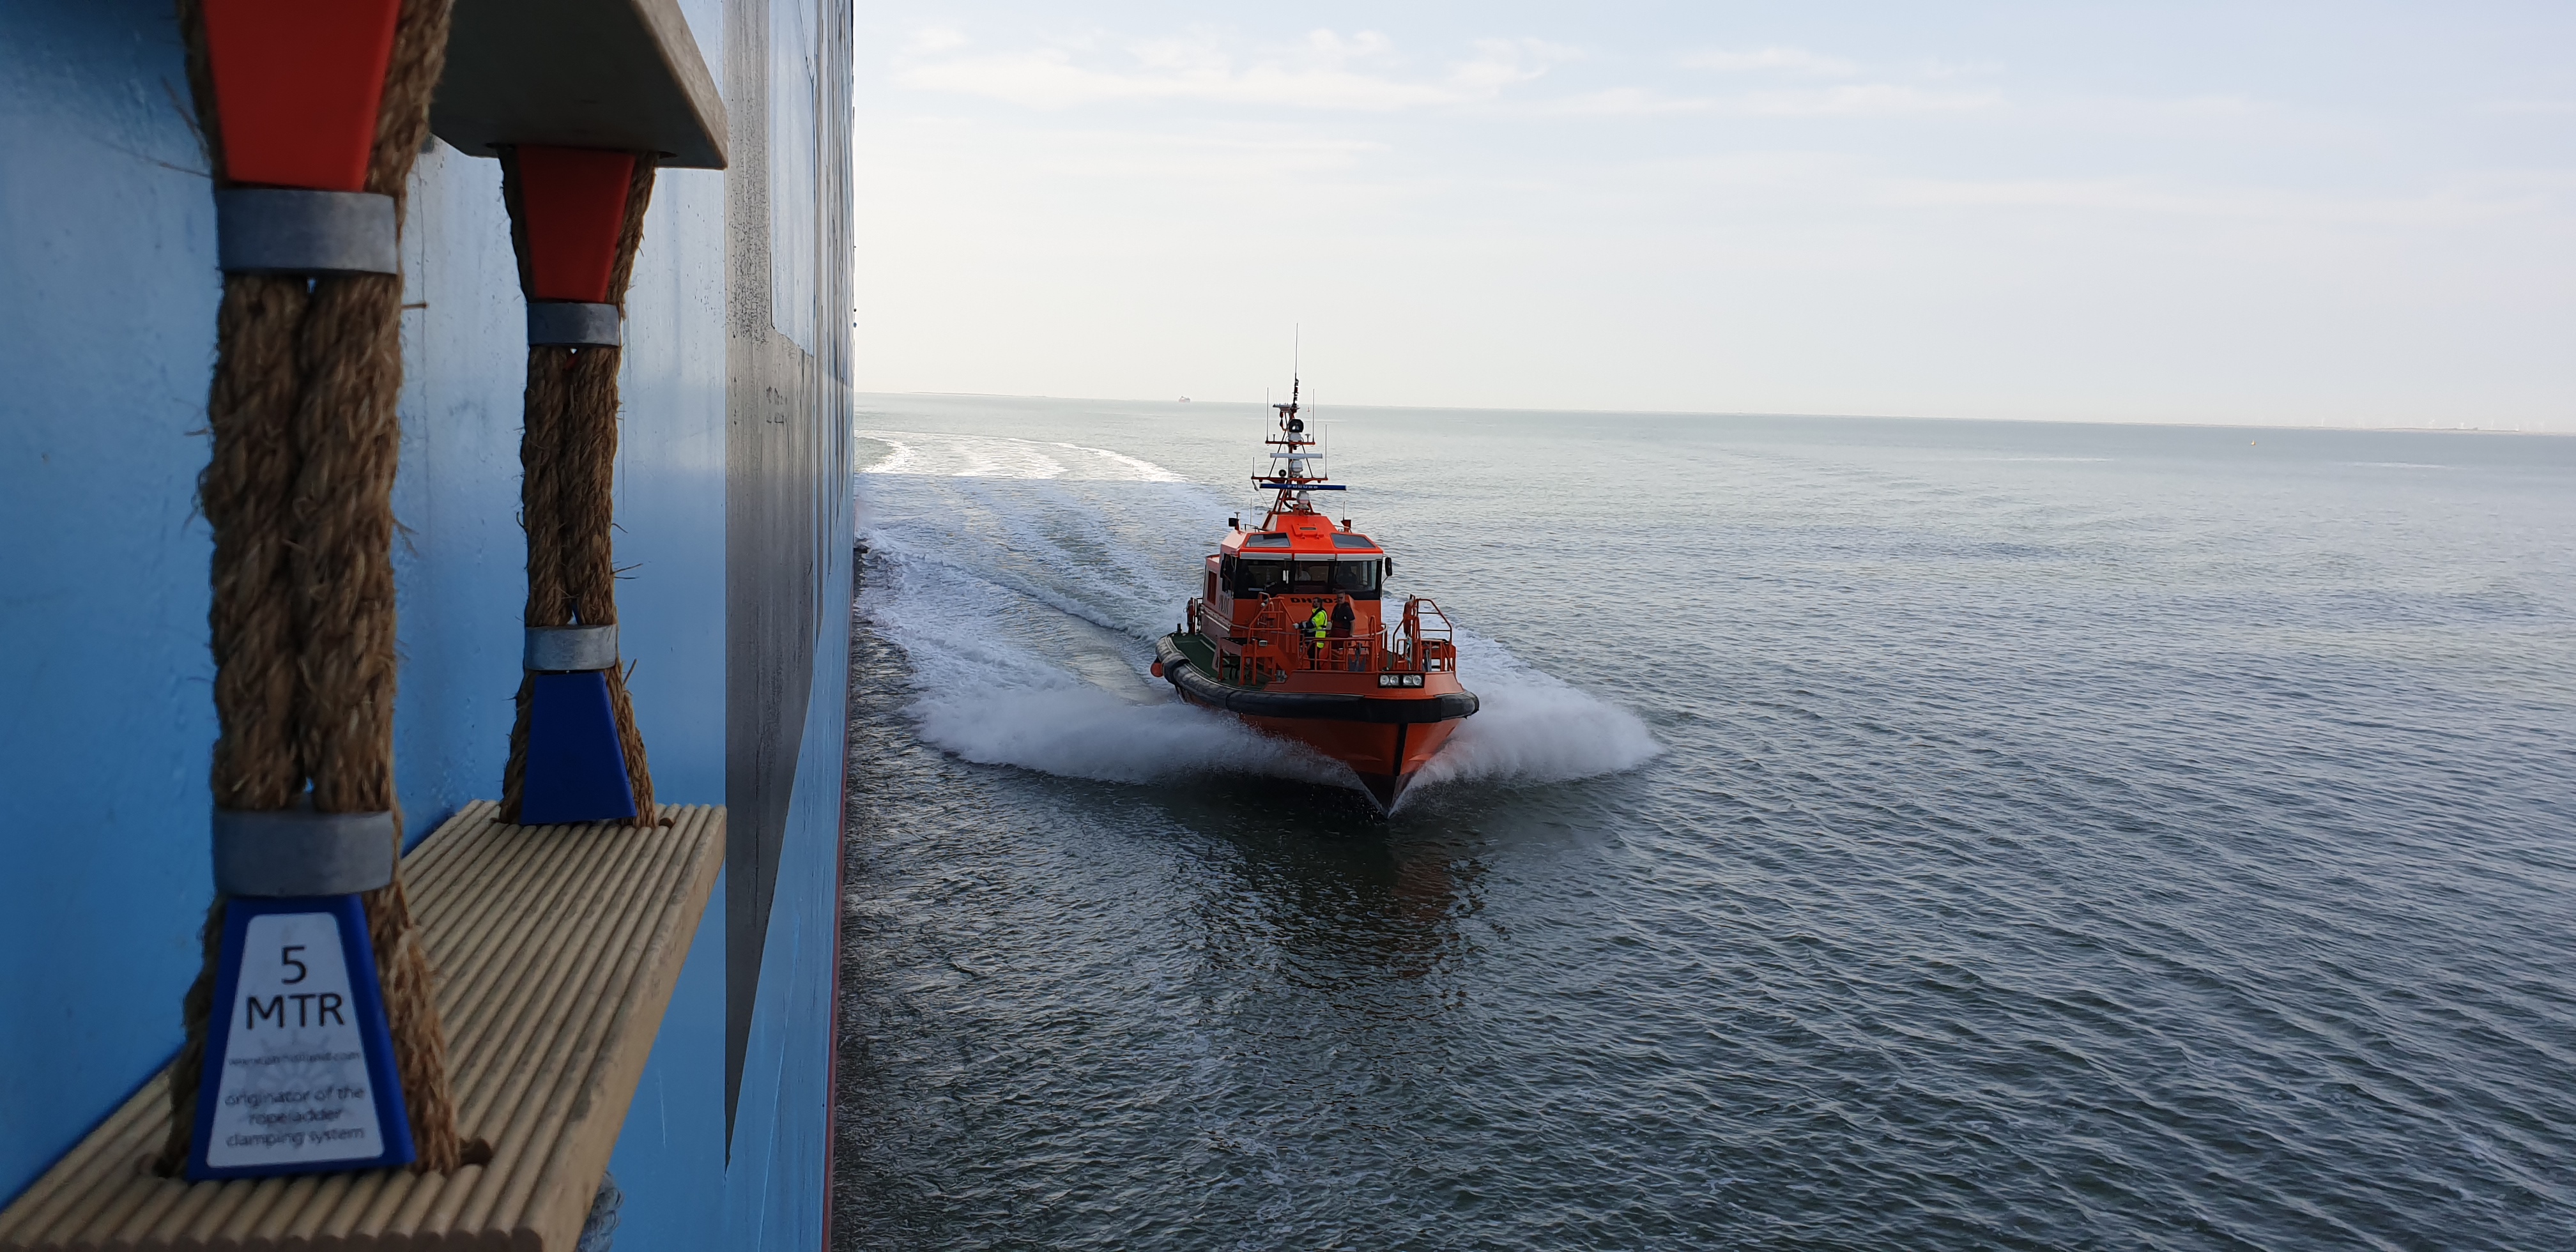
[
  {"x1": 518, "y1": 147, "x2": 638, "y2": 303},
  {"x1": 202, "y1": 0, "x2": 402, "y2": 190}
]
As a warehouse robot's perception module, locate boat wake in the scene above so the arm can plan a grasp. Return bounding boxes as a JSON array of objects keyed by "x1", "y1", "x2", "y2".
[
  {"x1": 1413, "y1": 641, "x2": 1663, "y2": 792},
  {"x1": 855, "y1": 429, "x2": 1657, "y2": 808}
]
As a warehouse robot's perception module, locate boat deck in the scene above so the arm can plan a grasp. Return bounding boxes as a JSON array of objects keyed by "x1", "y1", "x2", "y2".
[{"x1": 1169, "y1": 631, "x2": 1220, "y2": 681}]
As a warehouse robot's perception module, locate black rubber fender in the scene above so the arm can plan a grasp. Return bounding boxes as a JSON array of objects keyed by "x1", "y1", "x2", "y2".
[{"x1": 1154, "y1": 634, "x2": 1478, "y2": 724}]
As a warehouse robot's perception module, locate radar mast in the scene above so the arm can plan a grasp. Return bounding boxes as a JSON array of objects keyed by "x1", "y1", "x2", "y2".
[{"x1": 1254, "y1": 372, "x2": 1342, "y2": 523}]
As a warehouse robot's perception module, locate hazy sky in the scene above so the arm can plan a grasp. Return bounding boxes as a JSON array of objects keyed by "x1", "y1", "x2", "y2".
[{"x1": 850, "y1": 2, "x2": 2575, "y2": 429}]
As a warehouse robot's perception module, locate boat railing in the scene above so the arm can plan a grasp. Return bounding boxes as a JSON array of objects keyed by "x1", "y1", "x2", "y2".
[
  {"x1": 1398, "y1": 597, "x2": 1459, "y2": 673},
  {"x1": 1192, "y1": 594, "x2": 1455, "y2": 682}
]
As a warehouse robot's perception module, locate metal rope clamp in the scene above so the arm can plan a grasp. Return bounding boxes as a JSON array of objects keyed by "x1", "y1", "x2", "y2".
[
  {"x1": 212, "y1": 800, "x2": 399, "y2": 898},
  {"x1": 528, "y1": 302, "x2": 622, "y2": 347},
  {"x1": 214, "y1": 188, "x2": 400, "y2": 276},
  {"x1": 526, "y1": 623, "x2": 620, "y2": 672}
]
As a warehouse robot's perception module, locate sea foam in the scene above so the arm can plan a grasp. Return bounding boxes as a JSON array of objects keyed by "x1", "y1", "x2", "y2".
[{"x1": 1409, "y1": 639, "x2": 1664, "y2": 793}]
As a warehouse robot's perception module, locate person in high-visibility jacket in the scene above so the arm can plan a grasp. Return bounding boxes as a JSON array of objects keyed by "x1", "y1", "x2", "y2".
[{"x1": 1308, "y1": 604, "x2": 1330, "y2": 658}]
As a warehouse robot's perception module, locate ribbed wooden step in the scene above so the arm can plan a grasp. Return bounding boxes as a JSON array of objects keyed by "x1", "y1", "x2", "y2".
[{"x1": 0, "y1": 802, "x2": 723, "y2": 1251}]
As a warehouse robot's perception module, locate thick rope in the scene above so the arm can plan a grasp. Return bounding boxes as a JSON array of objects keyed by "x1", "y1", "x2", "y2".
[
  {"x1": 162, "y1": 0, "x2": 462, "y2": 1175},
  {"x1": 497, "y1": 149, "x2": 660, "y2": 826}
]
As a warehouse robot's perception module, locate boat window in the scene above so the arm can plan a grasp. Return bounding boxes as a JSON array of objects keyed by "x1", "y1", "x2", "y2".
[
  {"x1": 1244, "y1": 533, "x2": 1291, "y2": 548},
  {"x1": 1232, "y1": 558, "x2": 1292, "y2": 596},
  {"x1": 1330, "y1": 532, "x2": 1377, "y2": 549},
  {"x1": 1227, "y1": 556, "x2": 1379, "y2": 598}
]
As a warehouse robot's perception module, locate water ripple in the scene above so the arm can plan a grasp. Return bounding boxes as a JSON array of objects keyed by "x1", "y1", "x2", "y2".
[{"x1": 834, "y1": 401, "x2": 2576, "y2": 1250}]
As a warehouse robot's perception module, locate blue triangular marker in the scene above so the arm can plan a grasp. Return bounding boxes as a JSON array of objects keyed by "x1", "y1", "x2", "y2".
[
  {"x1": 521, "y1": 669, "x2": 636, "y2": 825},
  {"x1": 188, "y1": 894, "x2": 414, "y2": 1179}
]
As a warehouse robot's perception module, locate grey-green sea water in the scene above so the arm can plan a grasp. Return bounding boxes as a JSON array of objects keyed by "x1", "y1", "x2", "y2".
[{"x1": 833, "y1": 396, "x2": 2575, "y2": 1250}]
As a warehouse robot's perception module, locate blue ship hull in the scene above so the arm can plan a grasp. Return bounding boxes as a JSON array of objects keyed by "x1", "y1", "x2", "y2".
[{"x1": 0, "y1": 3, "x2": 854, "y2": 1246}]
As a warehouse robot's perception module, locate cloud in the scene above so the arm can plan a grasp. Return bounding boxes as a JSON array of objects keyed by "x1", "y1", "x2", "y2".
[
  {"x1": 1542, "y1": 88, "x2": 1722, "y2": 117},
  {"x1": 1882, "y1": 174, "x2": 2554, "y2": 227},
  {"x1": 1542, "y1": 82, "x2": 1998, "y2": 118},
  {"x1": 906, "y1": 26, "x2": 968, "y2": 56},
  {"x1": 1918, "y1": 57, "x2": 2002, "y2": 80},
  {"x1": 2476, "y1": 99, "x2": 2576, "y2": 116},
  {"x1": 1650, "y1": 46, "x2": 1999, "y2": 118},
  {"x1": 891, "y1": 29, "x2": 1990, "y2": 121},
  {"x1": 894, "y1": 29, "x2": 1574, "y2": 112},
  {"x1": 867, "y1": 118, "x2": 1390, "y2": 189},
  {"x1": 1740, "y1": 83, "x2": 2000, "y2": 116},
  {"x1": 1682, "y1": 47, "x2": 1858, "y2": 77}
]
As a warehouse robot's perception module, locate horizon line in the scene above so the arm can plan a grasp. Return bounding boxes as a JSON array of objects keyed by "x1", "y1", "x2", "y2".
[{"x1": 854, "y1": 391, "x2": 2571, "y2": 438}]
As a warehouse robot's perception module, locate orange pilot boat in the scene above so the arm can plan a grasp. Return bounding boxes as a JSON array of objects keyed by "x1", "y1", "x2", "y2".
[{"x1": 1153, "y1": 379, "x2": 1478, "y2": 807}]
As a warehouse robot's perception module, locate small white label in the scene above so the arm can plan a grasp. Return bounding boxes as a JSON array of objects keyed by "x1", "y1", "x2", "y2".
[{"x1": 204, "y1": 912, "x2": 385, "y2": 1168}]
